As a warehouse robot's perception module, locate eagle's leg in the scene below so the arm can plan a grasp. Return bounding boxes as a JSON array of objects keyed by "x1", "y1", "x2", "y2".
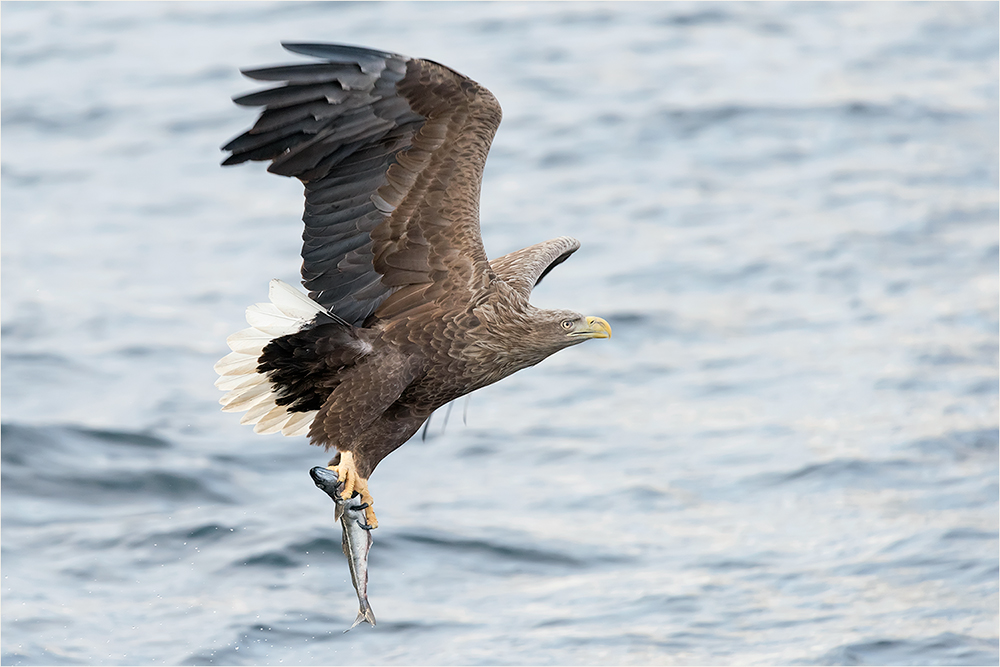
[{"x1": 327, "y1": 450, "x2": 378, "y2": 529}]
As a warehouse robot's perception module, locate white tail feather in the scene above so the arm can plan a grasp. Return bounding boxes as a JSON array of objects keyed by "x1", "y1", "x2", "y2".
[
  {"x1": 220, "y1": 381, "x2": 271, "y2": 409},
  {"x1": 241, "y1": 399, "x2": 279, "y2": 424},
  {"x1": 282, "y1": 411, "x2": 314, "y2": 436},
  {"x1": 245, "y1": 303, "x2": 303, "y2": 335},
  {"x1": 242, "y1": 393, "x2": 297, "y2": 424},
  {"x1": 214, "y1": 352, "x2": 261, "y2": 376},
  {"x1": 215, "y1": 372, "x2": 261, "y2": 391},
  {"x1": 255, "y1": 405, "x2": 292, "y2": 434},
  {"x1": 224, "y1": 389, "x2": 273, "y2": 415},
  {"x1": 227, "y1": 327, "x2": 273, "y2": 354},
  {"x1": 269, "y1": 279, "x2": 325, "y2": 319},
  {"x1": 215, "y1": 279, "x2": 322, "y2": 438}
]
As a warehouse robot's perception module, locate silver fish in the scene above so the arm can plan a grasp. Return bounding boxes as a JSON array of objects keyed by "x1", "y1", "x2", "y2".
[{"x1": 310, "y1": 466, "x2": 377, "y2": 630}]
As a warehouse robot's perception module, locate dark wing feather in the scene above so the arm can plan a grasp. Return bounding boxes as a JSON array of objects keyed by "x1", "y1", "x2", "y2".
[
  {"x1": 223, "y1": 43, "x2": 502, "y2": 326},
  {"x1": 489, "y1": 236, "x2": 581, "y2": 301}
]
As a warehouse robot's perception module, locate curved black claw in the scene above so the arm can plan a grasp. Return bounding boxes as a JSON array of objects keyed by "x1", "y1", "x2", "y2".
[{"x1": 356, "y1": 520, "x2": 375, "y2": 531}]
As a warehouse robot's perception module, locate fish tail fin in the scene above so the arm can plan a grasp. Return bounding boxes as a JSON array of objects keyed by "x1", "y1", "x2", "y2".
[{"x1": 345, "y1": 601, "x2": 376, "y2": 631}]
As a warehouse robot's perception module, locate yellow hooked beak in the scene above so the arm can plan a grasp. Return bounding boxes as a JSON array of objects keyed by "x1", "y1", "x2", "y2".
[{"x1": 571, "y1": 316, "x2": 612, "y2": 340}]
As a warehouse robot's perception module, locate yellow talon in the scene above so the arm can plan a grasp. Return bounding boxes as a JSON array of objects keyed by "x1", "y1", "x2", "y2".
[{"x1": 326, "y1": 451, "x2": 378, "y2": 529}]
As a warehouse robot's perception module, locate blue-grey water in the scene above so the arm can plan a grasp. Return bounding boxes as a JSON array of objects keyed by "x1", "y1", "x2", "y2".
[{"x1": 2, "y1": 2, "x2": 998, "y2": 665}]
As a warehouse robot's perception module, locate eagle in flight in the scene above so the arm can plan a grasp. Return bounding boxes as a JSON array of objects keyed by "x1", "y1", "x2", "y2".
[{"x1": 214, "y1": 43, "x2": 611, "y2": 529}]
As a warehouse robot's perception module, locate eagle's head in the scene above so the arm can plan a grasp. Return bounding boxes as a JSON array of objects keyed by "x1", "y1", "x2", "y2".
[{"x1": 518, "y1": 308, "x2": 612, "y2": 360}]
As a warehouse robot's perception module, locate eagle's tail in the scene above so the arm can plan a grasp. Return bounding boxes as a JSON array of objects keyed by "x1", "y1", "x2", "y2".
[{"x1": 214, "y1": 279, "x2": 326, "y2": 436}]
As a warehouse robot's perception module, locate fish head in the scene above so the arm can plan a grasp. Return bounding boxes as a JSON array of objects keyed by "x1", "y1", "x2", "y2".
[{"x1": 310, "y1": 466, "x2": 344, "y2": 501}]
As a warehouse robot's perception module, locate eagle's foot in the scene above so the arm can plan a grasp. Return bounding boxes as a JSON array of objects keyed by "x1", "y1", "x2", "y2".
[{"x1": 327, "y1": 451, "x2": 378, "y2": 529}]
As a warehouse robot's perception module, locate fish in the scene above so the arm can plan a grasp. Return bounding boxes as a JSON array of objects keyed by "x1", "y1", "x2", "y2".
[{"x1": 309, "y1": 466, "x2": 377, "y2": 630}]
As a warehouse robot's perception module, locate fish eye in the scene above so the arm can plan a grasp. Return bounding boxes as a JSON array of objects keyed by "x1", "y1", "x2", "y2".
[{"x1": 561, "y1": 319, "x2": 574, "y2": 330}]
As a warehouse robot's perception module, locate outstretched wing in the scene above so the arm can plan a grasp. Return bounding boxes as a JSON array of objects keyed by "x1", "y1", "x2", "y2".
[
  {"x1": 489, "y1": 236, "x2": 580, "y2": 301},
  {"x1": 223, "y1": 43, "x2": 502, "y2": 326}
]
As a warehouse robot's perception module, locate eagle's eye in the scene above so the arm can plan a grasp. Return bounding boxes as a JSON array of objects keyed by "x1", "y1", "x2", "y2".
[{"x1": 560, "y1": 319, "x2": 574, "y2": 330}]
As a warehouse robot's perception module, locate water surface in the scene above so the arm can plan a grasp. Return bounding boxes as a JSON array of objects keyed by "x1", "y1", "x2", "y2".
[{"x1": 2, "y1": 2, "x2": 997, "y2": 665}]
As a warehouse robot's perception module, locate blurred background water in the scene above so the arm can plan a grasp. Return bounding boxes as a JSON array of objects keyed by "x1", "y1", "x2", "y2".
[{"x1": 2, "y1": 2, "x2": 998, "y2": 665}]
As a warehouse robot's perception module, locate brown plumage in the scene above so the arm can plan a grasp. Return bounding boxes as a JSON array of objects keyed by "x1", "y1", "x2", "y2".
[{"x1": 215, "y1": 43, "x2": 610, "y2": 523}]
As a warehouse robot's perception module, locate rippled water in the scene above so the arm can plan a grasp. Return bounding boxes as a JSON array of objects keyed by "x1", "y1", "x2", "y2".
[{"x1": 2, "y1": 2, "x2": 998, "y2": 665}]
